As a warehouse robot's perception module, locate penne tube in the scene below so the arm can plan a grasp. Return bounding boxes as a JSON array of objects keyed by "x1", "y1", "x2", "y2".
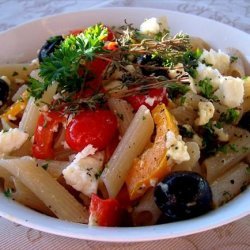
[
  {"x1": 170, "y1": 106, "x2": 196, "y2": 125},
  {"x1": 210, "y1": 162, "x2": 250, "y2": 207},
  {"x1": 0, "y1": 157, "x2": 88, "y2": 223},
  {"x1": 190, "y1": 37, "x2": 210, "y2": 51},
  {"x1": 242, "y1": 97, "x2": 250, "y2": 112},
  {"x1": 108, "y1": 98, "x2": 134, "y2": 136},
  {"x1": 203, "y1": 129, "x2": 250, "y2": 183},
  {"x1": 11, "y1": 177, "x2": 54, "y2": 216},
  {"x1": 224, "y1": 48, "x2": 246, "y2": 78},
  {"x1": 37, "y1": 160, "x2": 69, "y2": 179},
  {"x1": 132, "y1": 188, "x2": 162, "y2": 226},
  {"x1": 100, "y1": 105, "x2": 154, "y2": 198},
  {"x1": 19, "y1": 83, "x2": 57, "y2": 136},
  {"x1": 243, "y1": 77, "x2": 250, "y2": 98}
]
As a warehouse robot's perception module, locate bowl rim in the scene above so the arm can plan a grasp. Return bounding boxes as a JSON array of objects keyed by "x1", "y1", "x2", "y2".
[{"x1": 0, "y1": 7, "x2": 249, "y2": 242}]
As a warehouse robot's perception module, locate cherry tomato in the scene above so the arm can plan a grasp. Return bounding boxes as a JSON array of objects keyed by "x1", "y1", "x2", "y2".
[
  {"x1": 89, "y1": 194, "x2": 122, "y2": 227},
  {"x1": 32, "y1": 111, "x2": 66, "y2": 159},
  {"x1": 103, "y1": 26, "x2": 115, "y2": 41},
  {"x1": 65, "y1": 110, "x2": 117, "y2": 152},
  {"x1": 126, "y1": 88, "x2": 168, "y2": 111}
]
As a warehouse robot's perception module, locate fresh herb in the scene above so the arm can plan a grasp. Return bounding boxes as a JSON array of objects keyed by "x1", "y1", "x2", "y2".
[
  {"x1": 41, "y1": 163, "x2": 49, "y2": 170},
  {"x1": 178, "y1": 125, "x2": 194, "y2": 138},
  {"x1": 28, "y1": 24, "x2": 108, "y2": 99},
  {"x1": 142, "y1": 115, "x2": 146, "y2": 120},
  {"x1": 230, "y1": 56, "x2": 238, "y2": 63},
  {"x1": 180, "y1": 95, "x2": 186, "y2": 105},
  {"x1": 246, "y1": 165, "x2": 250, "y2": 174},
  {"x1": 198, "y1": 77, "x2": 218, "y2": 101},
  {"x1": 182, "y1": 49, "x2": 202, "y2": 78},
  {"x1": 4, "y1": 188, "x2": 12, "y2": 198},
  {"x1": 166, "y1": 83, "x2": 189, "y2": 99},
  {"x1": 22, "y1": 66, "x2": 27, "y2": 71},
  {"x1": 12, "y1": 71, "x2": 18, "y2": 76},
  {"x1": 117, "y1": 112, "x2": 124, "y2": 121},
  {"x1": 229, "y1": 143, "x2": 239, "y2": 152},
  {"x1": 242, "y1": 146, "x2": 249, "y2": 153},
  {"x1": 95, "y1": 170, "x2": 102, "y2": 179},
  {"x1": 219, "y1": 108, "x2": 240, "y2": 124},
  {"x1": 201, "y1": 59, "x2": 213, "y2": 67}
]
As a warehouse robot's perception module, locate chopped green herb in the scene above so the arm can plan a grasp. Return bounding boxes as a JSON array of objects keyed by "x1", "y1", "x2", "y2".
[
  {"x1": 219, "y1": 108, "x2": 240, "y2": 124},
  {"x1": 180, "y1": 95, "x2": 186, "y2": 105},
  {"x1": 41, "y1": 163, "x2": 49, "y2": 170},
  {"x1": 246, "y1": 165, "x2": 250, "y2": 174},
  {"x1": 117, "y1": 113, "x2": 124, "y2": 121},
  {"x1": 142, "y1": 115, "x2": 146, "y2": 120},
  {"x1": 230, "y1": 56, "x2": 238, "y2": 63},
  {"x1": 201, "y1": 59, "x2": 213, "y2": 67},
  {"x1": 242, "y1": 146, "x2": 249, "y2": 153},
  {"x1": 229, "y1": 144, "x2": 239, "y2": 152},
  {"x1": 22, "y1": 66, "x2": 27, "y2": 71},
  {"x1": 182, "y1": 48, "x2": 202, "y2": 78},
  {"x1": 166, "y1": 83, "x2": 189, "y2": 99},
  {"x1": 198, "y1": 77, "x2": 218, "y2": 101},
  {"x1": 12, "y1": 71, "x2": 18, "y2": 76},
  {"x1": 4, "y1": 188, "x2": 12, "y2": 198}
]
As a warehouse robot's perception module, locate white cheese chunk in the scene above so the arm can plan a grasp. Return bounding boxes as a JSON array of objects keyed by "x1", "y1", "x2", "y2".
[
  {"x1": 195, "y1": 101, "x2": 215, "y2": 126},
  {"x1": 166, "y1": 131, "x2": 190, "y2": 164},
  {"x1": 63, "y1": 145, "x2": 104, "y2": 197},
  {"x1": 196, "y1": 62, "x2": 222, "y2": 90},
  {"x1": 213, "y1": 126, "x2": 229, "y2": 142},
  {"x1": 199, "y1": 49, "x2": 230, "y2": 74},
  {"x1": 140, "y1": 16, "x2": 168, "y2": 35},
  {"x1": 0, "y1": 128, "x2": 29, "y2": 154},
  {"x1": 214, "y1": 76, "x2": 244, "y2": 108}
]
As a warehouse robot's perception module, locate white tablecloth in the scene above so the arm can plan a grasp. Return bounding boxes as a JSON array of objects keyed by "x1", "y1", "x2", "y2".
[{"x1": 0, "y1": 0, "x2": 249, "y2": 249}]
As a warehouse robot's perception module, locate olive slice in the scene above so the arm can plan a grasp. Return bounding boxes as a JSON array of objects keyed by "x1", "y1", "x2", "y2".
[
  {"x1": 238, "y1": 111, "x2": 250, "y2": 132},
  {"x1": 137, "y1": 55, "x2": 167, "y2": 76},
  {"x1": 154, "y1": 171, "x2": 213, "y2": 221},
  {"x1": 0, "y1": 78, "x2": 9, "y2": 106},
  {"x1": 38, "y1": 35, "x2": 64, "y2": 62}
]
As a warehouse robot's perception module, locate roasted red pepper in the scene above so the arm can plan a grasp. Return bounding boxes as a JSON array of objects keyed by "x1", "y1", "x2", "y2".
[
  {"x1": 126, "y1": 88, "x2": 168, "y2": 111},
  {"x1": 89, "y1": 194, "x2": 123, "y2": 227},
  {"x1": 32, "y1": 111, "x2": 66, "y2": 159}
]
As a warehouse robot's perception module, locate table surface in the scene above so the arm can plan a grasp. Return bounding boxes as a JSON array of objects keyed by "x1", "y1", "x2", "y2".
[{"x1": 0, "y1": 0, "x2": 249, "y2": 249}]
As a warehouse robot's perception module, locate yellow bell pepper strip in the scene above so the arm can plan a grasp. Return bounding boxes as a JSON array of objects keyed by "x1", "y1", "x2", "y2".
[
  {"x1": 126, "y1": 103, "x2": 179, "y2": 200},
  {"x1": 1, "y1": 91, "x2": 29, "y2": 121}
]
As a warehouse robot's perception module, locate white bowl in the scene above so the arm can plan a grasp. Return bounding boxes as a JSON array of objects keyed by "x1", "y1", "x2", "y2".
[{"x1": 0, "y1": 7, "x2": 249, "y2": 242}]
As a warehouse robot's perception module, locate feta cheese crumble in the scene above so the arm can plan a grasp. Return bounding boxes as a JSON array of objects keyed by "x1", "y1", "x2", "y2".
[
  {"x1": 63, "y1": 145, "x2": 104, "y2": 197},
  {"x1": 166, "y1": 131, "x2": 190, "y2": 164},
  {"x1": 199, "y1": 49, "x2": 230, "y2": 75},
  {"x1": 0, "y1": 128, "x2": 29, "y2": 154},
  {"x1": 214, "y1": 76, "x2": 244, "y2": 108},
  {"x1": 195, "y1": 101, "x2": 215, "y2": 126},
  {"x1": 140, "y1": 16, "x2": 168, "y2": 35}
]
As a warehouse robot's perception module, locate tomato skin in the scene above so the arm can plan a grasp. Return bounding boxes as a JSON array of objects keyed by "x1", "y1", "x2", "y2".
[
  {"x1": 32, "y1": 111, "x2": 66, "y2": 159},
  {"x1": 89, "y1": 194, "x2": 122, "y2": 227},
  {"x1": 126, "y1": 88, "x2": 168, "y2": 111},
  {"x1": 65, "y1": 110, "x2": 117, "y2": 152}
]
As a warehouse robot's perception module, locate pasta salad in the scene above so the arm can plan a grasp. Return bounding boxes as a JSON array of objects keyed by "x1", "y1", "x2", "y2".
[{"x1": 0, "y1": 17, "x2": 249, "y2": 227}]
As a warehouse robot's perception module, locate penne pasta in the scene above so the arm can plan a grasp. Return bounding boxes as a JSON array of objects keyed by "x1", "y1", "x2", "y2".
[
  {"x1": 210, "y1": 162, "x2": 250, "y2": 207},
  {"x1": 101, "y1": 105, "x2": 154, "y2": 198},
  {"x1": 190, "y1": 36, "x2": 210, "y2": 51},
  {"x1": 132, "y1": 188, "x2": 162, "y2": 226},
  {"x1": 108, "y1": 98, "x2": 134, "y2": 136},
  {"x1": 203, "y1": 129, "x2": 250, "y2": 183},
  {"x1": 0, "y1": 157, "x2": 88, "y2": 223},
  {"x1": 224, "y1": 48, "x2": 246, "y2": 78}
]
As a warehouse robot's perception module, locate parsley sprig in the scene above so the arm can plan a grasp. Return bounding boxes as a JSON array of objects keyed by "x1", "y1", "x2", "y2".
[{"x1": 29, "y1": 24, "x2": 108, "y2": 99}]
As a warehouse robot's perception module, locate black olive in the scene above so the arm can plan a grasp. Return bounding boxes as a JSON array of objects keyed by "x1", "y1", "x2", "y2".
[
  {"x1": 154, "y1": 171, "x2": 213, "y2": 221},
  {"x1": 238, "y1": 111, "x2": 250, "y2": 132},
  {"x1": 0, "y1": 78, "x2": 9, "y2": 106},
  {"x1": 137, "y1": 55, "x2": 167, "y2": 77},
  {"x1": 38, "y1": 35, "x2": 64, "y2": 62}
]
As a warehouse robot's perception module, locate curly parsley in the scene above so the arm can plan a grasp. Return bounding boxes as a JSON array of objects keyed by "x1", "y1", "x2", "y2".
[{"x1": 28, "y1": 24, "x2": 108, "y2": 99}]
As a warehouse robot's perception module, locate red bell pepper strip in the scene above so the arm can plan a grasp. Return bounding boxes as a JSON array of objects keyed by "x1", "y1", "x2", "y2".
[
  {"x1": 89, "y1": 194, "x2": 123, "y2": 227},
  {"x1": 32, "y1": 111, "x2": 66, "y2": 159}
]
